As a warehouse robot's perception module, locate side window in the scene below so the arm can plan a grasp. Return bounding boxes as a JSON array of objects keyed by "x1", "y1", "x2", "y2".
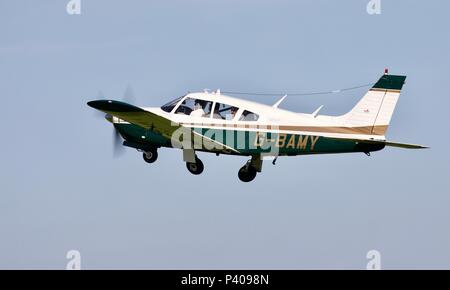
[
  {"x1": 175, "y1": 98, "x2": 213, "y2": 118},
  {"x1": 239, "y1": 110, "x2": 259, "y2": 121},
  {"x1": 212, "y1": 103, "x2": 239, "y2": 120}
]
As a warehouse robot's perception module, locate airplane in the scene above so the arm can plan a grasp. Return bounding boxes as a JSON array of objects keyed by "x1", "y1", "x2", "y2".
[{"x1": 87, "y1": 70, "x2": 428, "y2": 182}]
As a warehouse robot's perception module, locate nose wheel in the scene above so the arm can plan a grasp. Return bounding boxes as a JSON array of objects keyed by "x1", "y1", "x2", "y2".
[
  {"x1": 143, "y1": 148, "x2": 158, "y2": 163},
  {"x1": 186, "y1": 157, "x2": 204, "y2": 175}
]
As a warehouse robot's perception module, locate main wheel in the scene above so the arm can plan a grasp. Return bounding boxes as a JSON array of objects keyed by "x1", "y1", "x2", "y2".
[
  {"x1": 143, "y1": 149, "x2": 158, "y2": 163},
  {"x1": 186, "y1": 158, "x2": 204, "y2": 175},
  {"x1": 238, "y1": 165, "x2": 257, "y2": 182}
]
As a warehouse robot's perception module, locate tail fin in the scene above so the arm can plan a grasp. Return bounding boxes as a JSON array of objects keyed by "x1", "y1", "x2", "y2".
[{"x1": 341, "y1": 72, "x2": 406, "y2": 136}]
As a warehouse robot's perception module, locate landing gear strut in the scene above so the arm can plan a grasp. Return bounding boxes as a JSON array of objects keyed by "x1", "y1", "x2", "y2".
[
  {"x1": 186, "y1": 156, "x2": 204, "y2": 175},
  {"x1": 143, "y1": 148, "x2": 158, "y2": 163}
]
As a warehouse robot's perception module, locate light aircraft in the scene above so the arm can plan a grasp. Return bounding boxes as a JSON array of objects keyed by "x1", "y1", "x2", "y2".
[{"x1": 88, "y1": 70, "x2": 427, "y2": 182}]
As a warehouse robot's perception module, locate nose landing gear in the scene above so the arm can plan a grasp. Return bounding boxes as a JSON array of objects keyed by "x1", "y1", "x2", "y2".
[{"x1": 142, "y1": 148, "x2": 158, "y2": 163}]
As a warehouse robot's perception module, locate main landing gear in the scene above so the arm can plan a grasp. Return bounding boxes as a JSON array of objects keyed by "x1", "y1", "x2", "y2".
[
  {"x1": 238, "y1": 163, "x2": 257, "y2": 182},
  {"x1": 183, "y1": 154, "x2": 262, "y2": 182},
  {"x1": 238, "y1": 155, "x2": 263, "y2": 183},
  {"x1": 186, "y1": 156, "x2": 204, "y2": 175},
  {"x1": 142, "y1": 147, "x2": 262, "y2": 182}
]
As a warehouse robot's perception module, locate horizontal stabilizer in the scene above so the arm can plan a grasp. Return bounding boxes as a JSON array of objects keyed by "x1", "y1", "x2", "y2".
[
  {"x1": 384, "y1": 141, "x2": 429, "y2": 149},
  {"x1": 329, "y1": 136, "x2": 429, "y2": 150}
]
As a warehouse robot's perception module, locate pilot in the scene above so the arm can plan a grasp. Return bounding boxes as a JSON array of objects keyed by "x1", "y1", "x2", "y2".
[
  {"x1": 190, "y1": 100, "x2": 206, "y2": 117},
  {"x1": 229, "y1": 107, "x2": 238, "y2": 119}
]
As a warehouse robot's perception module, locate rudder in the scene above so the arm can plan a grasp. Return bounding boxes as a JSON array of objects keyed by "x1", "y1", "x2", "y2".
[{"x1": 341, "y1": 72, "x2": 406, "y2": 136}]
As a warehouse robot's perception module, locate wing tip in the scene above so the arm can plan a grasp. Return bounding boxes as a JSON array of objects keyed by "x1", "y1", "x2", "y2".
[
  {"x1": 87, "y1": 99, "x2": 142, "y2": 113},
  {"x1": 87, "y1": 100, "x2": 112, "y2": 110}
]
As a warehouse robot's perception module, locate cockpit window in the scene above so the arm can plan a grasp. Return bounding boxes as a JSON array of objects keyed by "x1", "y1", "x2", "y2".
[
  {"x1": 175, "y1": 97, "x2": 213, "y2": 118},
  {"x1": 161, "y1": 96, "x2": 183, "y2": 113},
  {"x1": 212, "y1": 103, "x2": 239, "y2": 120},
  {"x1": 239, "y1": 110, "x2": 259, "y2": 121}
]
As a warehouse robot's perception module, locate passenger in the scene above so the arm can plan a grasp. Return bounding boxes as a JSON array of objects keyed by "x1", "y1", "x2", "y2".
[
  {"x1": 229, "y1": 107, "x2": 238, "y2": 119},
  {"x1": 213, "y1": 105, "x2": 223, "y2": 119}
]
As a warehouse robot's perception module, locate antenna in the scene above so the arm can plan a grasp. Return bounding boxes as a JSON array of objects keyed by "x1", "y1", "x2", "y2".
[
  {"x1": 312, "y1": 105, "x2": 324, "y2": 118},
  {"x1": 272, "y1": 95, "x2": 287, "y2": 108}
]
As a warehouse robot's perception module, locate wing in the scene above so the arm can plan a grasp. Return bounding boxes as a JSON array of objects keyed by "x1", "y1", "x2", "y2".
[
  {"x1": 87, "y1": 99, "x2": 240, "y2": 153},
  {"x1": 87, "y1": 100, "x2": 179, "y2": 139}
]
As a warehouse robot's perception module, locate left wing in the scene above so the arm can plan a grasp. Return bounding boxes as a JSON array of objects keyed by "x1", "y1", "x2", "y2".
[
  {"x1": 87, "y1": 99, "x2": 240, "y2": 153},
  {"x1": 87, "y1": 100, "x2": 179, "y2": 139}
]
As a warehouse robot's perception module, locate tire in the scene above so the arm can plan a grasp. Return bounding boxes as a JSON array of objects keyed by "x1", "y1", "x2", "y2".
[
  {"x1": 238, "y1": 165, "x2": 257, "y2": 182},
  {"x1": 186, "y1": 158, "x2": 204, "y2": 175},
  {"x1": 143, "y1": 150, "x2": 158, "y2": 163}
]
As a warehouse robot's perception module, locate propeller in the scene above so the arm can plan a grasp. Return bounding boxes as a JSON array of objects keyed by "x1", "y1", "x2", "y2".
[
  {"x1": 122, "y1": 84, "x2": 136, "y2": 104},
  {"x1": 92, "y1": 85, "x2": 137, "y2": 157},
  {"x1": 92, "y1": 91, "x2": 107, "y2": 119},
  {"x1": 112, "y1": 126, "x2": 125, "y2": 157}
]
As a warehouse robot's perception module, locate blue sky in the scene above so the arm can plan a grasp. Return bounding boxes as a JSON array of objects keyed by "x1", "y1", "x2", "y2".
[{"x1": 0, "y1": 0, "x2": 449, "y2": 269}]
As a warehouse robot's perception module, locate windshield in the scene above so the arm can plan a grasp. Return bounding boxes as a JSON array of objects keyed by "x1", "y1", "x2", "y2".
[{"x1": 161, "y1": 96, "x2": 184, "y2": 113}]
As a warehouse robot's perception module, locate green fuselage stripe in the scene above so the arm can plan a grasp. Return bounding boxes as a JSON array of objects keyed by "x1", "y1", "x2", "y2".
[{"x1": 114, "y1": 123, "x2": 385, "y2": 156}]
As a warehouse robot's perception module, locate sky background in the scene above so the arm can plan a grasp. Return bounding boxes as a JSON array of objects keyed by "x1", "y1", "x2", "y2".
[{"x1": 0, "y1": 0, "x2": 449, "y2": 269}]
